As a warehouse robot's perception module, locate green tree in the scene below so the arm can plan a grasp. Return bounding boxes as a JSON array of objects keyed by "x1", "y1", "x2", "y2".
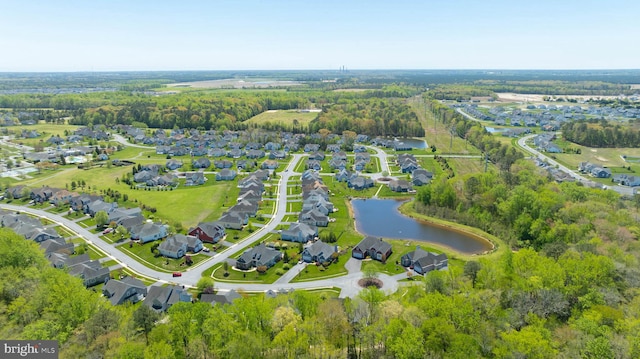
[
  {"x1": 94, "y1": 210, "x2": 109, "y2": 228},
  {"x1": 133, "y1": 304, "x2": 160, "y2": 345}
]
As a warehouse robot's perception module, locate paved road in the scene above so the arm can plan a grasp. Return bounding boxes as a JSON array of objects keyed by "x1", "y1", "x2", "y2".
[
  {"x1": 4, "y1": 152, "x2": 404, "y2": 297},
  {"x1": 112, "y1": 134, "x2": 155, "y2": 149},
  {"x1": 517, "y1": 135, "x2": 635, "y2": 196}
]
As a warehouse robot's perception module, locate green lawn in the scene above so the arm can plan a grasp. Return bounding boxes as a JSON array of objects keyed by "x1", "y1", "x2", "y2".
[
  {"x1": 117, "y1": 241, "x2": 211, "y2": 272},
  {"x1": 292, "y1": 259, "x2": 348, "y2": 282}
]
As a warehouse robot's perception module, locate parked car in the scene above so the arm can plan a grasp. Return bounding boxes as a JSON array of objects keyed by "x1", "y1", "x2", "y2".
[
  {"x1": 203, "y1": 247, "x2": 210, "y2": 252},
  {"x1": 172, "y1": 272, "x2": 182, "y2": 277},
  {"x1": 102, "y1": 228, "x2": 114, "y2": 234}
]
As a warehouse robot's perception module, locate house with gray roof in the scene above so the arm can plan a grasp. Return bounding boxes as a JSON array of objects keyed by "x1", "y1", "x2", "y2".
[
  {"x1": 200, "y1": 289, "x2": 242, "y2": 306},
  {"x1": 185, "y1": 172, "x2": 206, "y2": 186},
  {"x1": 193, "y1": 158, "x2": 211, "y2": 169},
  {"x1": 299, "y1": 209, "x2": 329, "y2": 227},
  {"x1": 166, "y1": 159, "x2": 183, "y2": 170},
  {"x1": 129, "y1": 222, "x2": 167, "y2": 243},
  {"x1": 401, "y1": 246, "x2": 448, "y2": 275},
  {"x1": 352, "y1": 236, "x2": 392, "y2": 262},
  {"x1": 102, "y1": 277, "x2": 147, "y2": 306},
  {"x1": 158, "y1": 234, "x2": 203, "y2": 259},
  {"x1": 302, "y1": 241, "x2": 337, "y2": 263},
  {"x1": 235, "y1": 243, "x2": 282, "y2": 270},
  {"x1": 281, "y1": 222, "x2": 318, "y2": 243},
  {"x1": 217, "y1": 211, "x2": 248, "y2": 230},
  {"x1": 389, "y1": 179, "x2": 412, "y2": 192},
  {"x1": 143, "y1": 285, "x2": 192, "y2": 312},
  {"x1": 216, "y1": 169, "x2": 237, "y2": 181}
]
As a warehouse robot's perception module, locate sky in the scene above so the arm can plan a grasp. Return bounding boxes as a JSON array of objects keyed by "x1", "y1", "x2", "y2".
[{"x1": 0, "y1": 0, "x2": 638, "y2": 72}]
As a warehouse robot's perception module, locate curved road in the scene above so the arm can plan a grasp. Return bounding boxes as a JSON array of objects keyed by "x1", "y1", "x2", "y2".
[{"x1": 4, "y1": 152, "x2": 405, "y2": 297}]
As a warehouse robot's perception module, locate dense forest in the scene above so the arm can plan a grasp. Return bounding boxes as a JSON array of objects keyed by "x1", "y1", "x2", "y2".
[
  {"x1": 311, "y1": 98, "x2": 425, "y2": 137},
  {"x1": 562, "y1": 120, "x2": 640, "y2": 148}
]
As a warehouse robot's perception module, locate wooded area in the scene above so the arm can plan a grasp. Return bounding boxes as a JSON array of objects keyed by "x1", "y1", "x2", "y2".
[{"x1": 562, "y1": 120, "x2": 640, "y2": 148}]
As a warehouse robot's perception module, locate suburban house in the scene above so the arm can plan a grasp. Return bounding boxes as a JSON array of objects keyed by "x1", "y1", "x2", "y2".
[
  {"x1": 217, "y1": 211, "x2": 248, "y2": 230},
  {"x1": 200, "y1": 289, "x2": 242, "y2": 306},
  {"x1": 261, "y1": 160, "x2": 279, "y2": 170},
  {"x1": 193, "y1": 158, "x2": 211, "y2": 169},
  {"x1": 302, "y1": 241, "x2": 338, "y2": 263},
  {"x1": 188, "y1": 222, "x2": 226, "y2": 243},
  {"x1": 216, "y1": 169, "x2": 237, "y2": 181},
  {"x1": 158, "y1": 234, "x2": 203, "y2": 259},
  {"x1": 143, "y1": 285, "x2": 192, "y2": 312},
  {"x1": 235, "y1": 243, "x2": 282, "y2": 270},
  {"x1": 389, "y1": 179, "x2": 413, "y2": 192},
  {"x1": 166, "y1": 159, "x2": 183, "y2": 170},
  {"x1": 306, "y1": 160, "x2": 322, "y2": 171},
  {"x1": 185, "y1": 172, "x2": 206, "y2": 186},
  {"x1": 129, "y1": 222, "x2": 167, "y2": 243},
  {"x1": 335, "y1": 169, "x2": 354, "y2": 182},
  {"x1": 348, "y1": 176, "x2": 374, "y2": 190},
  {"x1": 352, "y1": 236, "x2": 392, "y2": 262},
  {"x1": 280, "y1": 222, "x2": 318, "y2": 243},
  {"x1": 214, "y1": 160, "x2": 233, "y2": 169},
  {"x1": 40, "y1": 237, "x2": 74, "y2": 255},
  {"x1": 299, "y1": 209, "x2": 330, "y2": 227},
  {"x1": 102, "y1": 277, "x2": 147, "y2": 306},
  {"x1": 400, "y1": 246, "x2": 448, "y2": 275}
]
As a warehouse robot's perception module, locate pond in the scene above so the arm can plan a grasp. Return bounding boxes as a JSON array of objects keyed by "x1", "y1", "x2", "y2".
[{"x1": 351, "y1": 198, "x2": 493, "y2": 254}]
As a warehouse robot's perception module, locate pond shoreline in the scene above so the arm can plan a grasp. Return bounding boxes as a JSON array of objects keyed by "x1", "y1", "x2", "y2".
[{"x1": 347, "y1": 198, "x2": 501, "y2": 258}]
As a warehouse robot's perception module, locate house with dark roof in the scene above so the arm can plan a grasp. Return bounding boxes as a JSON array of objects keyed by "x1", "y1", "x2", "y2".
[
  {"x1": 143, "y1": 285, "x2": 192, "y2": 312},
  {"x1": 200, "y1": 289, "x2": 241, "y2": 306},
  {"x1": 188, "y1": 222, "x2": 226, "y2": 243},
  {"x1": 68, "y1": 258, "x2": 111, "y2": 287},
  {"x1": 400, "y1": 246, "x2": 448, "y2": 275},
  {"x1": 352, "y1": 236, "x2": 392, "y2": 262},
  {"x1": 40, "y1": 237, "x2": 74, "y2": 255},
  {"x1": 280, "y1": 222, "x2": 318, "y2": 243},
  {"x1": 235, "y1": 243, "x2": 282, "y2": 270},
  {"x1": 129, "y1": 222, "x2": 167, "y2": 243},
  {"x1": 102, "y1": 277, "x2": 147, "y2": 305},
  {"x1": 302, "y1": 241, "x2": 337, "y2": 263}
]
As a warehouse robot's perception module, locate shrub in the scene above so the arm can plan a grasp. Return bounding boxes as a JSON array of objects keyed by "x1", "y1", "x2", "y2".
[
  {"x1": 275, "y1": 269, "x2": 284, "y2": 276},
  {"x1": 283, "y1": 263, "x2": 291, "y2": 270},
  {"x1": 256, "y1": 265, "x2": 268, "y2": 274}
]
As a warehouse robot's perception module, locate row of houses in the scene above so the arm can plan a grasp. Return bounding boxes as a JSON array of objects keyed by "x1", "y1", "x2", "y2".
[
  {"x1": 532, "y1": 133, "x2": 562, "y2": 153},
  {"x1": 397, "y1": 154, "x2": 434, "y2": 188},
  {"x1": 0, "y1": 209, "x2": 113, "y2": 288},
  {"x1": 578, "y1": 161, "x2": 612, "y2": 178}
]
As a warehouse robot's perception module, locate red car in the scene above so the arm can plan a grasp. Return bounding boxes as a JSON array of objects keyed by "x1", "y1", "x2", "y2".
[{"x1": 172, "y1": 272, "x2": 182, "y2": 277}]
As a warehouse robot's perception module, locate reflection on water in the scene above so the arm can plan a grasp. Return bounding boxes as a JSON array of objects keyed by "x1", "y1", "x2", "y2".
[{"x1": 352, "y1": 199, "x2": 492, "y2": 254}]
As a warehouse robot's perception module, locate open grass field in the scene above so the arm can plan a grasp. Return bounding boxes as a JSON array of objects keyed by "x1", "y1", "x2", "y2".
[
  {"x1": 408, "y1": 97, "x2": 477, "y2": 155},
  {"x1": 245, "y1": 110, "x2": 318, "y2": 127}
]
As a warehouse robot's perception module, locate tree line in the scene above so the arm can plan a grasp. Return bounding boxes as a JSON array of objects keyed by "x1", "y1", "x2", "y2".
[{"x1": 562, "y1": 120, "x2": 640, "y2": 148}]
